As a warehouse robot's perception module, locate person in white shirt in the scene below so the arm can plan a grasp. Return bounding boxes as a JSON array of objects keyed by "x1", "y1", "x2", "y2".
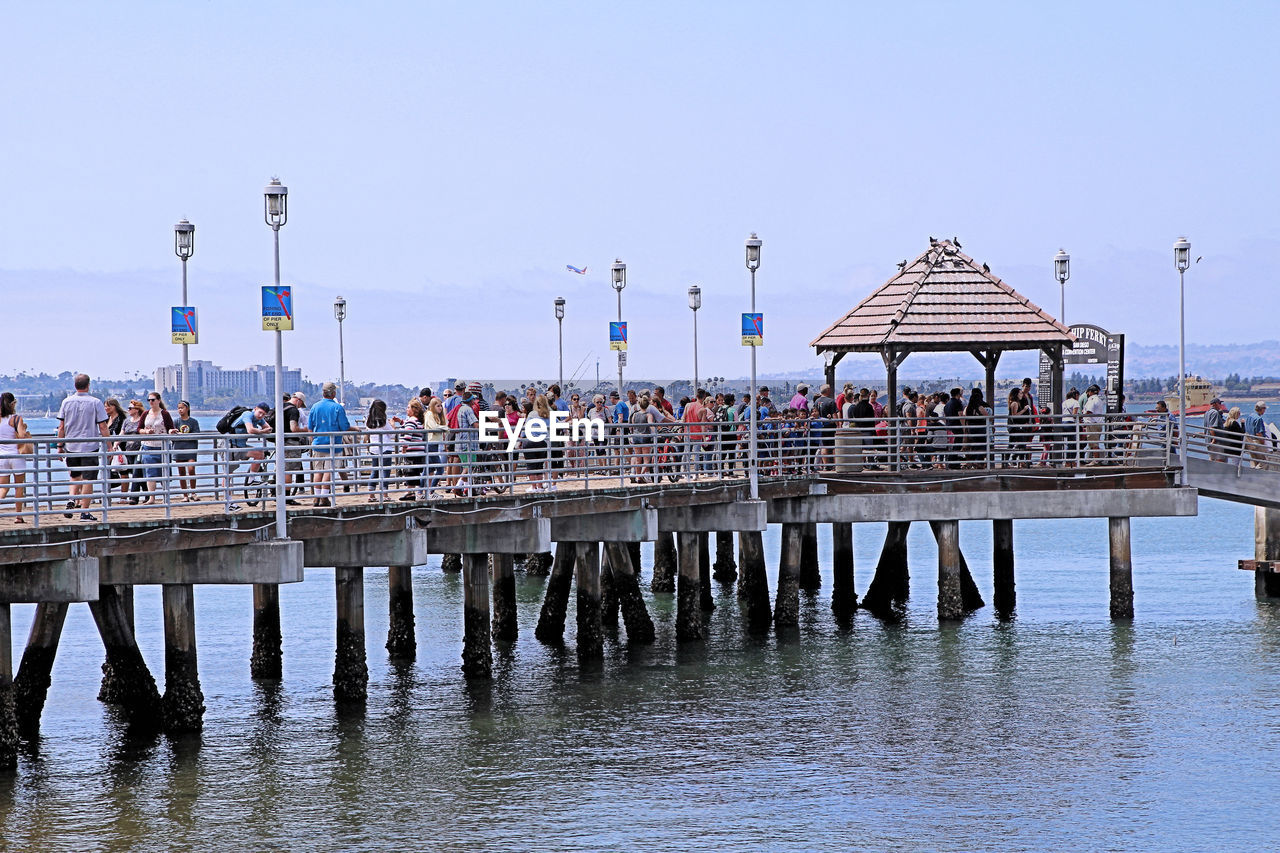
[
  {"x1": 1061, "y1": 388, "x2": 1082, "y2": 466},
  {"x1": 1081, "y1": 385, "x2": 1106, "y2": 463}
]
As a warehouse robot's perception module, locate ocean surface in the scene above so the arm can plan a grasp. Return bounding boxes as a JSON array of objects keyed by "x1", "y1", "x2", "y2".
[{"x1": 1, "y1": 412, "x2": 1278, "y2": 851}]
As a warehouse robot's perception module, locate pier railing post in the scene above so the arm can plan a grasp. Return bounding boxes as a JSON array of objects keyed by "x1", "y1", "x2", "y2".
[
  {"x1": 575, "y1": 543, "x2": 604, "y2": 662},
  {"x1": 491, "y1": 553, "x2": 518, "y2": 642},
  {"x1": 992, "y1": 519, "x2": 1016, "y2": 618},
  {"x1": 774, "y1": 522, "x2": 803, "y2": 628},
  {"x1": 830, "y1": 522, "x2": 856, "y2": 619}
]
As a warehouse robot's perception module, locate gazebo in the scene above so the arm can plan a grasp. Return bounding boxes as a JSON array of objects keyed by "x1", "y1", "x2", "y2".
[{"x1": 811, "y1": 238, "x2": 1075, "y2": 416}]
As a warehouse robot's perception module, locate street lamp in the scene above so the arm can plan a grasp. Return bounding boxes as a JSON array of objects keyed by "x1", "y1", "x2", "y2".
[
  {"x1": 1174, "y1": 236, "x2": 1191, "y2": 484},
  {"x1": 1054, "y1": 248, "x2": 1070, "y2": 325},
  {"x1": 264, "y1": 178, "x2": 288, "y2": 538},
  {"x1": 174, "y1": 219, "x2": 195, "y2": 404},
  {"x1": 334, "y1": 296, "x2": 347, "y2": 408},
  {"x1": 688, "y1": 284, "x2": 701, "y2": 394},
  {"x1": 554, "y1": 296, "x2": 565, "y2": 392},
  {"x1": 611, "y1": 260, "x2": 626, "y2": 397},
  {"x1": 745, "y1": 232, "x2": 762, "y2": 499}
]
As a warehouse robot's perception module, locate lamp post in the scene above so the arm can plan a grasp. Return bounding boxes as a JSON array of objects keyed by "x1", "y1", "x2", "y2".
[
  {"x1": 174, "y1": 219, "x2": 195, "y2": 404},
  {"x1": 334, "y1": 296, "x2": 347, "y2": 408},
  {"x1": 688, "y1": 284, "x2": 701, "y2": 393},
  {"x1": 1054, "y1": 248, "x2": 1070, "y2": 325},
  {"x1": 611, "y1": 260, "x2": 626, "y2": 398},
  {"x1": 745, "y1": 233, "x2": 762, "y2": 500},
  {"x1": 554, "y1": 296, "x2": 565, "y2": 392},
  {"x1": 264, "y1": 178, "x2": 288, "y2": 538},
  {"x1": 1174, "y1": 236, "x2": 1191, "y2": 484}
]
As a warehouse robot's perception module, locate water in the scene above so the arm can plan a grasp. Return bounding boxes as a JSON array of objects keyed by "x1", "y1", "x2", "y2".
[{"x1": 0, "y1": 497, "x2": 1276, "y2": 851}]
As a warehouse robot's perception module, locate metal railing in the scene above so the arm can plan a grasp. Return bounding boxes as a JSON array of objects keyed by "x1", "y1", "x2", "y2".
[
  {"x1": 1182, "y1": 419, "x2": 1280, "y2": 472},
  {"x1": 0, "y1": 411, "x2": 1175, "y2": 526}
]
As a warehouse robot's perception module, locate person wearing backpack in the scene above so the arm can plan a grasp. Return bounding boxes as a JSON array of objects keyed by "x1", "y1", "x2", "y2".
[{"x1": 221, "y1": 403, "x2": 270, "y2": 510}]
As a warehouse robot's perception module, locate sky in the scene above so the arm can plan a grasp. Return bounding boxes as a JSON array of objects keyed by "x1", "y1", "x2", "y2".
[{"x1": 3, "y1": 1, "x2": 1277, "y2": 389}]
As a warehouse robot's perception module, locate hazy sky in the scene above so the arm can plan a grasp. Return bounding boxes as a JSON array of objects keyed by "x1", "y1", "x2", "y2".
[{"x1": 3, "y1": 1, "x2": 1276, "y2": 388}]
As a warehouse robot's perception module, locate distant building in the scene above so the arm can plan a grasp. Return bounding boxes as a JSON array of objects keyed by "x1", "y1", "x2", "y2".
[{"x1": 154, "y1": 360, "x2": 303, "y2": 402}]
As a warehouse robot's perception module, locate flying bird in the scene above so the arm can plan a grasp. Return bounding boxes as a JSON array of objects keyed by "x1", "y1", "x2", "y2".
[
  {"x1": 1196, "y1": 256, "x2": 1203, "y2": 263},
  {"x1": 566, "y1": 265, "x2": 588, "y2": 275}
]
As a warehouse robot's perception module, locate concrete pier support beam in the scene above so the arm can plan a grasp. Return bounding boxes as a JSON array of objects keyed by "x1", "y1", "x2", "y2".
[
  {"x1": 738, "y1": 531, "x2": 772, "y2": 634},
  {"x1": 1109, "y1": 517, "x2": 1134, "y2": 619},
  {"x1": 385, "y1": 565, "x2": 416, "y2": 659},
  {"x1": 441, "y1": 553, "x2": 462, "y2": 573},
  {"x1": 936, "y1": 520, "x2": 964, "y2": 621},
  {"x1": 161, "y1": 584, "x2": 205, "y2": 732},
  {"x1": 798, "y1": 523, "x2": 821, "y2": 591},
  {"x1": 676, "y1": 532, "x2": 704, "y2": 641},
  {"x1": 604, "y1": 542, "x2": 655, "y2": 643},
  {"x1": 535, "y1": 542, "x2": 574, "y2": 645},
  {"x1": 491, "y1": 554, "x2": 518, "y2": 642},
  {"x1": 1254, "y1": 507, "x2": 1280, "y2": 599},
  {"x1": 0, "y1": 605, "x2": 17, "y2": 769},
  {"x1": 774, "y1": 523, "x2": 804, "y2": 628},
  {"x1": 712, "y1": 531, "x2": 737, "y2": 582},
  {"x1": 333, "y1": 567, "x2": 368, "y2": 705},
  {"x1": 652, "y1": 531, "x2": 677, "y2": 593},
  {"x1": 13, "y1": 602, "x2": 69, "y2": 737},
  {"x1": 861, "y1": 522, "x2": 911, "y2": 620},
  {"x1": 600, "y1": 550, "x2": 619, "y2": 632},
  {"x1": 993, "y1": 519, "x2": 1016, "y2": 618},
  {"x1": 575, "y1": 543, "x2": 604, "y2": 663},
  {"x1": 830, "y1": 522, "x2": 856, "y2": 619},
  {"x1": 698, "y1": 533, "x2": 714, "y2": 612},
  {"x1": 251, "y1": 583, "x2": 283, "y2": 680},
  {"x1": 88, "y1": 585, "x2": 162, "y2": 727},
  {"x1": 461, "y1": 554, "x2": 492, "y2": 679}
]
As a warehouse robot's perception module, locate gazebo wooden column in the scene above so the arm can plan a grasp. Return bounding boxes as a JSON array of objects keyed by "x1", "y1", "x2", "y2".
[
  {"x1": 972, "y1": 349, "x2": 1002, "y2": 410},
  {"x1": 1042, "y1": 345, "x2": 1065, "y2": 415}
]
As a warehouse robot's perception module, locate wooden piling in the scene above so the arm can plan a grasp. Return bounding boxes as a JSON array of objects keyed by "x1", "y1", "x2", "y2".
[
  {"x1": 98, "y1": 584, "x2": 135, "y2": 700},
  {"x1": 88, "y1": 585, "x2": 162, "y2": 728},
  {"x1": 13, "y1": 602, "x2": 69, "y2": 737},
  {"x1": 600, "y1": 548, "x2": 619, "y2": 631},
  {"x1": 441, "y1": 553, "x2": 462, "y2": 573},
  {"x1": 936, "y1": 520, "x2": 964, "y2": 621},
  {"x1": 676, "y1": 532, "x2": 704, "y2": 640},
  {"x1": 461, "y1": 553, "x2": 492, "y2": 679},
  {"x1": 737, "y1": 530, "x2": 772, "y2": 634},
  {"x1": 1108, "y1": 516, "x2": 1134, "y2": 619},
  {"x1": 524, "y1": 551, "x2": 554, "y2": 577},
  {"x1": 860, "y1": 522, "x2": 911, "y2": 620},
  {"x1": 627, "y1": 541, "x2": 643, "y2": 583},
  {"x1": 1254, "y1": 507, "x2": 1280, "y2": 599},
  {"x1": 0, "y1": 604, "x2": 17, "y2": 770},
  {"x1": 162, "y1": 584, "x2": 206, "y2": 732},
  {"x1": 333, "y1": 567, "x2": 368, "y2": 705},
  {"x1": 491, "y1": 553, "x2": 518, "y2": 642},
  {"x1": 250, "y1": 582, "x2": 283, "y2": 680},
  {"x1": 830, "y1": 522, "x2": 857, "y2": 619},
  {"x1": 798, "y1": 522, "x2": 821, "y2": 590},
  {"x1": 385, "y1": 565, "x2": 416, "y2": 659},
  {"x1": 604, "y1": 541, "x2": 655, "y2": 643},
  {"x1": 535, "y1": 542, "x2": 574, "y2": 644},
  {"x1": 712, "y1": 530, "x2": 738, "y2": 582},
  {"x1": 698, "y1": 532, "x2": 714, "y2": 612},
  {"x1": 774, "y1": 522, "x2": 804, "y2": 627},
  {"x1": 575, "y1": 543, "x2": 604, "y2": 662},
  {"x1": 992, "y1": 519, "x2": 1016, "y2": 618},
  {"x1": 928, "y1": 520, "x2": 984, "y2": 612},
  {"x1": 651, "y1": 531, "x2": 677, "y2": 593}
]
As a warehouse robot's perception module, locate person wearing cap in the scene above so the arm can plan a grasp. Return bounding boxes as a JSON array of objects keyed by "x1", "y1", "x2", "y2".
[
  {"x1": 308, "y1": 382, "x2": 357, "y2": 507},
  {"x1": 444, "y1": 382, "x2": 466, "y2": 416},
  {"x1": 223, "y1": 402, "x2": 271, "y2": 510},
  {"x1": 1244, "y1": 400, "x2": 1270, "y2": 468},
  {"x1": 1204, "y1": 397, "x2": 1227, "y2": 463},
  {"x1": 445, "y1": 382, "x2": 482, "y2": 496},
  {"x1": 1081, "y1": 384, "x2": 1106, "y2": 464}
]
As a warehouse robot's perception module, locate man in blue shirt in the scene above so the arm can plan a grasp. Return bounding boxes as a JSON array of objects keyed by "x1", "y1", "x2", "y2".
[
  {"x1": 223, "y1": 403, "x2": 271, "y2": 510},
  {"x1": 1244, "y1": 401, "x2": 1269, "y2": 469},
  {"x1": 308, "y1": 382, "x2": 355, "y2": 506}
]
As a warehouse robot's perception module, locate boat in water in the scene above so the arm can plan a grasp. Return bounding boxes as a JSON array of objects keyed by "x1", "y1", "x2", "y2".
[{"x1": 1160, "y1": 375, "x2": 1220, "y2": 416}]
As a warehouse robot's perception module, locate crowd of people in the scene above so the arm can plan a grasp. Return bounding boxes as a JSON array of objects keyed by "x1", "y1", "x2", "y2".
[{"x1": 0, "y1": 372, "x2": 1273, "y2": 523}]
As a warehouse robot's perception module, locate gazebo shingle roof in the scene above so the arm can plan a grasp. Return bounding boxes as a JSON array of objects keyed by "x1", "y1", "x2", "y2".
[{"x1": 811, "y1": 239, "x2": 1073, "y2": 354}]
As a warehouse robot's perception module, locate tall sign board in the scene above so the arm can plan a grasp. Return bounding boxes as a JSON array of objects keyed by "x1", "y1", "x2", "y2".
[{"x1": 1038, "y1": 323, "x2": 1125, "y2": 413}]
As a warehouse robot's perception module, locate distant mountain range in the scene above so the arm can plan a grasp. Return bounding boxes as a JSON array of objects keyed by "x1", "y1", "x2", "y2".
[{"x1": 758, "y1": 341, "x2": 1280, "y2": 383}]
